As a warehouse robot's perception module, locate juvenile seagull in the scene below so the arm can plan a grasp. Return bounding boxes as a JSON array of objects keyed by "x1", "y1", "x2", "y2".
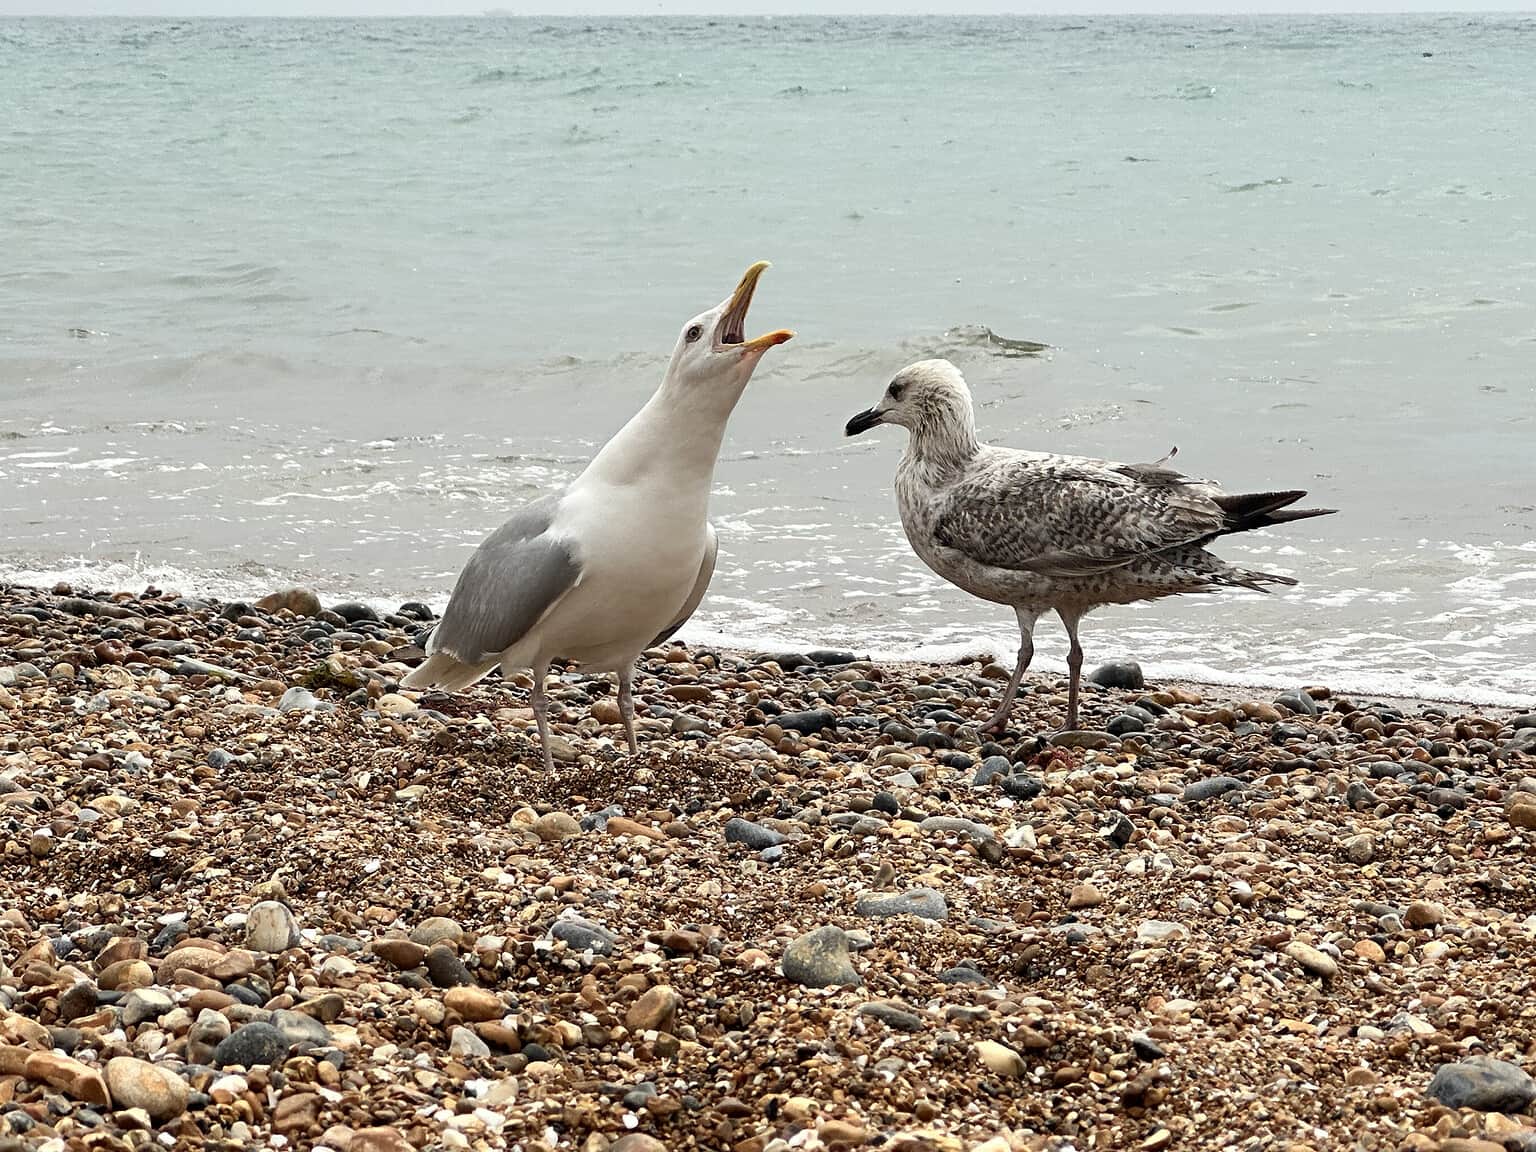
[
  {"x1": 403, "y1": 262, "x2": 792, "y2": 771},
  {"x1": 845, "y1": 359, "x2": 1334, "y2": 733}
]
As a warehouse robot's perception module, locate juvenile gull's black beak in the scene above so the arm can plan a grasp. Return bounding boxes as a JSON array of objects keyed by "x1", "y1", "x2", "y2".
[{"x1": 845, "y1": 408, "x2": 883, "y2": 437}]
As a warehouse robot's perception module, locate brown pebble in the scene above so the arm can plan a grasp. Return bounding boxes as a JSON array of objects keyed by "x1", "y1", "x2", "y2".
[
  {"x1": 1405, "y1": 901, "x2": 1446, "y2": 929},
  {"x1": 624, "y1": 984, "x2": 679, "y2": 1033},
  {"x1": 1067, "y1": 882, "x2": 1104, "y2": 909},
  {"x1": 444, "y1": 986, "x2": 502, "y2": 1023},
  {"x1": 370, "y1": 938, "x2": 428, "y2": 970}
]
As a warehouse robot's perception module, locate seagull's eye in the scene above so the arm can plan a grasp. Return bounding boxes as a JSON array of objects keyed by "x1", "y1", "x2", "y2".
[
  {"x1": 685, "y1": 325, "x2": 703, "y2": 344},
  {"x1": 887, "y1": 382, "x2": 904, "y2": 400}
]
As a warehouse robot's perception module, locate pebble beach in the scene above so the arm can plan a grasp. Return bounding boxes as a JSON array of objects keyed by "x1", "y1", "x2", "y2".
[{"x1": 4, "y1": 580, "x2": 1536, "y2": 1152}]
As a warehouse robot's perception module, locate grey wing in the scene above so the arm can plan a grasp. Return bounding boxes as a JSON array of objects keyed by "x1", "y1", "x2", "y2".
[
  {"x1": 648, "y1": 524, "x2": 718, "y2": 648},
  {"x1": 427, "y1": 495, "x2": 583, "y2": 664},
  {"x1": 933, "y1": 456, "x2": 1227, "y2": 577}
]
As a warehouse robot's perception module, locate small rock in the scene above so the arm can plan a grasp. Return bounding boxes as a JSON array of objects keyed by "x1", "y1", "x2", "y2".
[
  {"x1": 1068, "y1": 883, "x2": 1104, "y2": 910},
  {"x1": 99, "y1": 958, "x2": 153, "y2": 991},
  {"x1": 375, "y1": 693, "x2": 417, "y2": 717},
  {"x1": 330, "y1": 601, "x2": 380, "y2": 623},
  {"x1": 1405, "y1": 900, "x2": 1446, "y2": 929},
  {"x1": 409, "y1": 916, "x2": 463, "y2": 947},
  {"x1": 1342, "y1": 833, "x2": 1375, "y2": 864},
  {"x1": 269, "y1": 1009, "x2": 331, "y2": 1050},
  {"x1": 855, "y1": 887, "x2": 949, "y2": 922},
  {"x1": 609, "y1": 1137, "x2": 668, "y2": 1152},
  {"x1": 858, "y1": 1001, "x2": 925, "y2": 1031},
  {"x1": 105, "y1": 1056, "x2": 189, "y2": 1121},
  {"x1": 24, "y1": 1051, "x2": 110, "y2": 1107},
  {"x1": 1089, "y1": 660, "x2": 1144, "y2": 689},
  {"x1": 57, "y1": 980, "x2": 99, "y2": 1022},
  {"x1": 426, "y1": 944, "x2": 474, "y2": 988},
  {"x1": 448, "y1": 1025, "x2": 491, "y2": 1059},
  {"x1": 1507, "y1": 798, "x2": 1536, "y2": 830},
  {"x1": 444, "y1": 986, "x2": 502, "y2": 1023},
  {"x1": 819, "y1": 1120, "x2": 869, "y2": 1147},
  {"x1": 918, "y1": 815, "x2": 996, "y2": 843},
  {"x1": 973, "y1": 756, "x2": 1012, "y2": 787},
  {"x1": 1107, "y1": 713, "x2": 1145, "y2": 736},
  {"x1": 351, "y1": 1128, "x2": 417, "y2": 1152},
  {"x1": 370, "y1": 938, "x2": 428, "y2": 969},
  {"x1": 1002, "y1": 773, "x2": 1043, "y2": 800},
  {"x1": 776, "y1": 708, "x2": 838, "y2": 734},
  {"x1": 244, "y1": 900, "x2": 300, "y2": 953},
  {"x1": 975, "y1": 1039, "x2": 1026, "y2": 1078},
  {"x1": 1274, "y1": 690, "x2": 1319, "y2": 716},
  {"x1": 781, "y1": 925, "x2": 860, "y2": 988},
  {"x1": 624, "y1": 985, "x2": 679, "y2": 1033},
  {"x1": 254, "y1": 587, "x2": 323, "y2": 617},
  {"x1": 212, "y1": 1022, "x2": 289, "y2": 1068},
  {"x1": 1426, "y1": 1056, "x2": 1536, "y2": 1111},
  {"x1": 938, "y1": 965, "x2": 994, "y2": 987},
  {"x1": 1105, "y1": 812, "x2": 1135, "y2": 848},
  {"x1": 1284, "y1": 940, "x2": 1338, "y2": 981},
  {"x1": 277, "y1": 687, "x2": 318, "y2": 713},
  {"x1": 550, "y1": 918, "x2": 618, "y2": 955},
  {"x1": 1052, "y1": 730, "x2": 1114, "y2": 749},
  {"x1": 1499, "y1": 729, "x2": 1536, "y2": 757},
  {"x1": 534, "y1": 811, "x2": 581, "y2": 841},
  {"x1": 1136, "y1": 920, "x2": 1188, "y2": 944},
  {"x1": 121, "y1": 988, "x2": 176, "y2": 1028},
  {"x1": 723, "y1": 818, "x2": 785, "y2": 850},
  {"x1": 187, "y1": 1009, "x2": 231, "y2": 1063},
  {"x1": 272, "y1": 1092, "x2": 323, "y2": 1134},
  {"x1": 1182, "y1": 776, "x2": 1245, "y2": 803}
]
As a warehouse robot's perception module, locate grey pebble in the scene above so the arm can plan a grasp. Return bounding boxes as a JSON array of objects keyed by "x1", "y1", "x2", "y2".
[
  {"x1": 269, "y1": 1009, "x2": 331, "y2": 1051},
  {"x1": 551, "y1": 918, "x2": 619, "y2": 956},
  {"x1": 1426, "y1": 1056, "x2": 1536, "y2": 1112},
  {"x1": 781, "y1": 925, "x2": 860, "y2": 989},
  {"x1": 1088, "y1": 660, "x2": 1143, "y2": 689},
  {"x1": 212, "y1": 1022, "x2": 289, "y2": 1069},
  {"x1": 723, "y1": 817, "x2": 785, "y2": 850},
  {"x1": 277, "y1": 687, "x2": 318, "y2": 713},
  {"x1": 938, "y1": 965, "x2": 994, "y2": 987},
  {"x1": 919, "y1": 815, "x2": 996, "y2": 844},
  {"x1": 855, "y1": 887, "x2": 949, "y2": 922},
  {"x1": 858, "y1": 1001, "x2": 925, "y2": 1031},
  {"x1": 1182, "y1": 776, "x2": 1246, "y2": 803},
  {"x1": 425, "y1": 944, "x2": 474, "y2": 988}
]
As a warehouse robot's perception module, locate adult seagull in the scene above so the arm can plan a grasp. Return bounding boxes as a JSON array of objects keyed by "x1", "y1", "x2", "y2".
[
  {"x1": 403, "y1": 262, "x2": 793, "y2": 771},
  {"x1": 845, "y1": 359, "x2": 1334, "y2": 733}
]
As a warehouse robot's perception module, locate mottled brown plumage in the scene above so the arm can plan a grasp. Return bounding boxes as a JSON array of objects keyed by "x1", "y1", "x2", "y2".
[{"x1": 845, "y1": 359, "x2": 1335, "y2": 732}]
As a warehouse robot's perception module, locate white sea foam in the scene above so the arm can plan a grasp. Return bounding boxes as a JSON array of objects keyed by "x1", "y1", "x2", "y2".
[{"x1": 1, "y1": 547, "x2": 1533, "y2": 708}]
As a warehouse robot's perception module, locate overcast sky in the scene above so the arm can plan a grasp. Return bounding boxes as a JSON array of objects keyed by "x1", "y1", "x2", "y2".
[{"x1": 4, "y1": 0, "x2": 1529, "y2": 15}]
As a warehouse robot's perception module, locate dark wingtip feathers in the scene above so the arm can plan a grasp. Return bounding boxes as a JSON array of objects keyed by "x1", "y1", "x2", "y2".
[{"x1": 1213, "y1": 490, "x2": 1337, "y2": 536}]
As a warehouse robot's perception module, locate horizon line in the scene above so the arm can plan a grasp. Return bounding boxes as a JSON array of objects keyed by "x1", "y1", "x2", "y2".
[{"x1": 4, "y1": 7, "x2": 1528, "y2": 14}]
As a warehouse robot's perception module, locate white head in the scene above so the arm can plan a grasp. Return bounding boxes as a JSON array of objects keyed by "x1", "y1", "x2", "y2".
[
  {"x1": 663, "y1": 261, "x2": 793, "y2": 397},
  {"x1": 844, "y1": 359, "x2": 978, "y2": 454}
]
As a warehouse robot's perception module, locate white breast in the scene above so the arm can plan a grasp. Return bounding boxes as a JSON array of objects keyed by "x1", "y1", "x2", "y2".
[{"x1": 532, "y1": 475, "x2": 709, "y2": 670}]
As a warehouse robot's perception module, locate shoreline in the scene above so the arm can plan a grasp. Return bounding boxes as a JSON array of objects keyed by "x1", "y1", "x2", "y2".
[
  {"x1": 2, "y1": 575, "x2": 1525, "y2": 717},
  {"x1": 3, "y1": 578, "x2": 1536, "y2": 1150}
]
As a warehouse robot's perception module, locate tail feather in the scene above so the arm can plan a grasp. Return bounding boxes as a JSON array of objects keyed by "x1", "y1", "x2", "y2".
[
  {"x1": 1222, "y1": 569, "x2": 1300, "y2": 593},
  {"x1": 1213, "y1": 490, "x2": 1337, "y2": 535},
  {"x1": 400, "y1": 651, "x2": 497, "y2": 694}
]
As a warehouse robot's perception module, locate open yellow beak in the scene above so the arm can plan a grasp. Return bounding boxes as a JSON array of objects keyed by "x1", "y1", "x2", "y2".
[
  {"x1": 721, "y1": 260, "x2": 794, "y2": 353},
  {"x1": 741, "y1": 328, "x2": 795, "y2": 352}
]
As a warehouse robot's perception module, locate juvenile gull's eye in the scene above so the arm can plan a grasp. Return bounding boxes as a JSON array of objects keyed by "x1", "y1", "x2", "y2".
[
  {"x1": 685, "y1": 325, "x2": 703, "y2": 343},
  {"x1": 887, "y1": 382, "x2": 904, "y2": 400}
]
